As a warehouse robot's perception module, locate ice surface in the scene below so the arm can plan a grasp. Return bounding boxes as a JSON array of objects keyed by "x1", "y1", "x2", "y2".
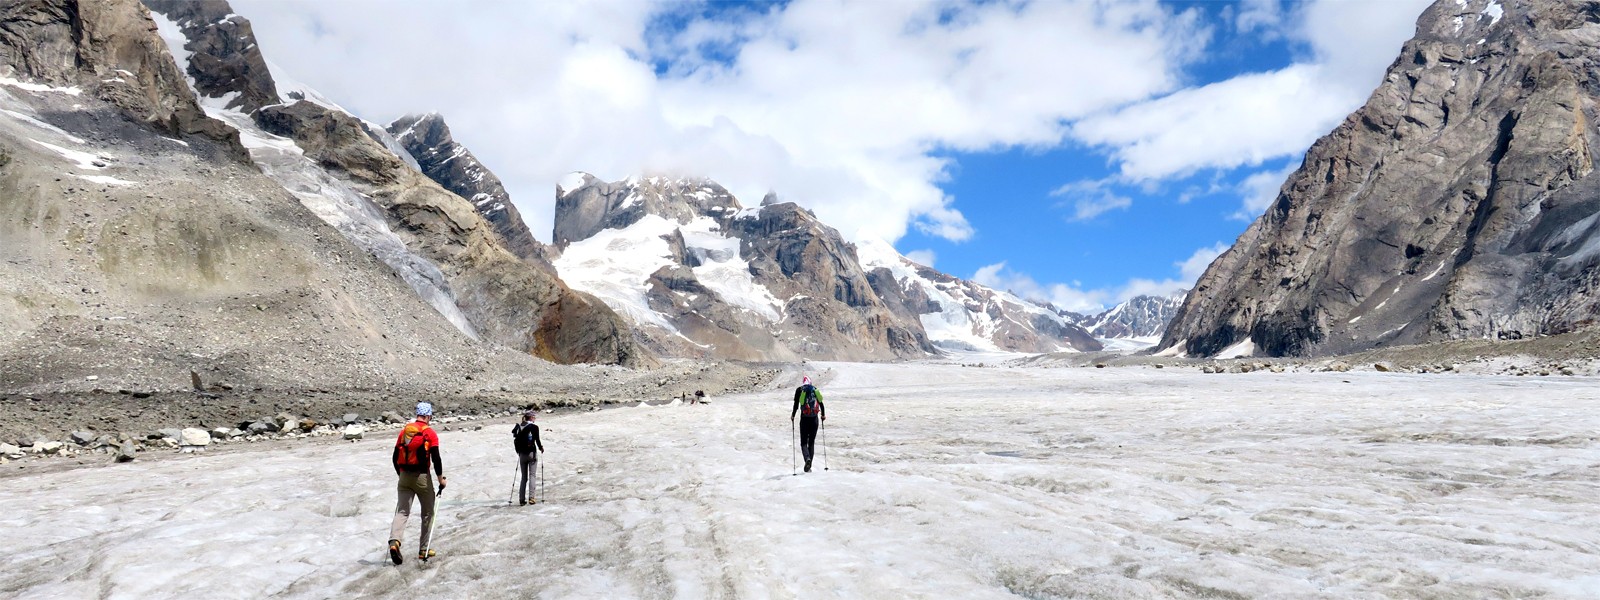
[
  {"x1": 553, "y1": 214, "x2": 682, "y2": 331},
  {"x1": 1214, "y1": 338, "x2": 1255, "y2": 359},
  {"x1": 29, "y1": 139, "x2": 108, "y2": 170},
  {"x1": 4, "y1": 364, "x2": 1600, "y2": 598},
  {"x1": 679, "y1": 217, "x2": 782, "y2": 322},
  {"x1": 0, "y1": 77, "x2": 82, "y2": 96},
  {"x1": 1485, "y1": 0, "x2": 1503, "y2": 25}
]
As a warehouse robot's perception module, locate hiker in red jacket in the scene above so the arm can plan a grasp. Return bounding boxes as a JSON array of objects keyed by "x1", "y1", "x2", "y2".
[{"x1": 388, "y1": 401, "x2": 446, "y2": 565}]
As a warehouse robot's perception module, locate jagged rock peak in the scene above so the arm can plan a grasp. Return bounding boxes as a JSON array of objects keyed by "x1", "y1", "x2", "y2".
[
  {"x1": 553, "y1": 173, "x2": 745, "y2": 248},
  {"x1": 1160, "y1": 0, "x2": 1600, "y2": 358},
  {"x1": 142, "y1": 0, "x2": 279, "y2": 114},
  {"x1": 386, "y1": 112, "x2": 545, "y2": 262},
  {"x1": 0, "y1": 0, "x2": 243, "y2": 155},
  {"x1": 1084, "y1": 291, "x2": 1187, "y2": 339}
]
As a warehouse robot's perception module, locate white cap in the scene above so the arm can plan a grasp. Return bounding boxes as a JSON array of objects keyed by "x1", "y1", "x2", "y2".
[{"x1": 416, "y1": 401, "x2": 434, "y2": 417}]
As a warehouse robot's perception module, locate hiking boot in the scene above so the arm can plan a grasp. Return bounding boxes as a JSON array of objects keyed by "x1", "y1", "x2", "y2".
[
  {"x1": 519, "y1": 499, "x2": 527, "y2": 506},
  {"x1": 804, "y1": 459, "x2": 812, "y2": 472},
  {"x1": 417, "y1": 548, "x2": 436, "y2": 562},
  {"x1": 388, "y1": 539, "x2": 403, "y2": 565}
]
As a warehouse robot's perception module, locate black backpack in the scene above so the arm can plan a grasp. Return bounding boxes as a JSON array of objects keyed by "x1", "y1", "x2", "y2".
[{"x1": 513, "y1": 423, "x2": 537, "y2": 454}]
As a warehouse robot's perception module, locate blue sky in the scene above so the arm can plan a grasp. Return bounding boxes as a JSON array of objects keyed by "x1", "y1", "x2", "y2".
[{"x1": 236, "y1": 0, "x2": 1433, "y2": 313}]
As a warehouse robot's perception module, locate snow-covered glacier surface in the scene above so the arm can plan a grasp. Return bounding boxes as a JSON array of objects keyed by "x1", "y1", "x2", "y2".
[{"x1": 4, "y1": 364, "x2": 1600, "y2": 598}]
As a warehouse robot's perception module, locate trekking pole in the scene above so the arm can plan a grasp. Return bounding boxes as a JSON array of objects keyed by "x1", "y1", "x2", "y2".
[
  {"x1": 822, "y1": 419, "x2": 829, "y2": 471},
  {"x1": 540, "y1": 456, "x2": 546, "y2": 503},
  {"x1": 509, "y1": 459, "x2": 519, "y2": 504},
  {"x1": 791, "y1": 418, "x2": 798, "y2": 476}
]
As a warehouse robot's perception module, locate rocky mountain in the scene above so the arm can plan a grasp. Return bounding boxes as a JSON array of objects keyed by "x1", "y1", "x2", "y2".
[
  {"x1": 139, "y1": 0, "x2": 645, "y2": 366},
  {"x1": 0, "y1": 0, "x2": 568, "y2": 395},
  {"x1": 387, "y1": 113, "x2": 547, "y2": 265},
  {"x1": 1161, "y1": 0, "x2": 1600, "y2": 358},
  {"x1": 1081, "y1": 291, "x2": 1187, "y2": 340},
  {"x1": 551, "y1": 174, "x2": 1102, "y2": 359}
]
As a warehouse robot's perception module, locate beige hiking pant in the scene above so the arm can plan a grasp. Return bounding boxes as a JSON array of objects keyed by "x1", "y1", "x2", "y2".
[{"x1": 389, "y1": 472, "x2": 435, "y2": 550}]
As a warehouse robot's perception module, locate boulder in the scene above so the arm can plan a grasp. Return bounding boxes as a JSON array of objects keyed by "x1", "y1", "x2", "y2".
[
  {"x1": 115, "y1": 442, "x2": 137, "y2": 463},
  {"x1": 38, "y1": 441, "x2": 63, "y2": 455},
  {"x1": 70, "y1": 431, "x2": 96, "y2": 445},
  {"x1": 0, "y1": 443, "x2": 22, "y2": 460},
  {"x1": 180, "y1": 428, "x2": 211, "y2": 447},
  {"x1": 158, "y1": 428, "x2": 183, "y2": 441},
  {"x1": 342, "y1": 424, "x2": 366, "y2": 440},
  {"x1": 381, "y1": 411, "x2": 406, "y2": 424},
  {"x1": 212, "y1": 427, "x2": 233, "y2": 440},
  {"x1": 343, "y1": 413, "x2": 361, "y2": 424},
  {"x1": 274, "y1": 413, "x2": 299, "y2": 429},
  {"x1": 298, "y1": 418, "x2": 318, "y2": 432},
  {"x1": 1373, "y1": 362, "x2": 1393, "y2": 372},
  {"x1": 247, "y1": 422, "x2": 274, "y2": 436}
]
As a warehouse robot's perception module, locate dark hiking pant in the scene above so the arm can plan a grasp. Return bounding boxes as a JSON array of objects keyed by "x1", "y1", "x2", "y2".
[{"x1": 799, "y1": 416, "x2": 819, "y2": 462}]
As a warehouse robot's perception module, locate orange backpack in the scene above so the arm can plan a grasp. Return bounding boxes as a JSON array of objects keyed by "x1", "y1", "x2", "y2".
[{"x1": 394, "y1": 422, "x2": 432, "y2": 469}]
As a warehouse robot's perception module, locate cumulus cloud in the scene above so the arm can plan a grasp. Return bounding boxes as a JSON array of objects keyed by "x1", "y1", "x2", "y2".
[
  {"x1": 1066, "y1": 0, "x2": 1431, "y2": 213},
  {"x1": 233, "y1": 0, "x2": 1205, "y2": 244}
]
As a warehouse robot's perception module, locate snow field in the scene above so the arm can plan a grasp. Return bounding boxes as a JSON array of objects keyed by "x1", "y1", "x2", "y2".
[{"x1": 3, "y1": 363, "x2": 1600, "y2": 598}]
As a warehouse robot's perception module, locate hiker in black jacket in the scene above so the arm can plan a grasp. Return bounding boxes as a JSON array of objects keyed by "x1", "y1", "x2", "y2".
[
  {"x1": 791, "y1": 376, "x2": 825, "y2": 472},
  {"x1": 512, "y1": 410, "x2": 545, "y2": 505}
]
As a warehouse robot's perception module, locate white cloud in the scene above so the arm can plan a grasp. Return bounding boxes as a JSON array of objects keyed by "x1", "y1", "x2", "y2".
[
  {"x1": 1236, "y1": 0, "x2": 1283, "y2": 34},
  {"x1": 1051, "y1": 179, "x2": 1133, "y2": 222},
  {"x1": 1067, "y1": 0, "x2": 1430, "y2": 190},
  {"x1": 233, "y1": 0, "x2": 1206, "y2": 245},
  {"x1": 903, "y1": 249, "x2": 936, "y2": 268}
]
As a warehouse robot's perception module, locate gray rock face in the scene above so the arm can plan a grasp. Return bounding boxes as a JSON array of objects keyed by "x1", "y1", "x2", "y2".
[
  {"x1": 140, "y1": 0, "x2": 279, "y2": 113},
  {"x1": 387, "y1": 113, "x2": 548, "y2": 264},
  {"x1": 1083, "y1": 292, "x2": 1187, "y2": 339},
  {"x1": 253, "y1": 101, "x2": 647, "y2": 367},
  {"x1": 0, "y1": 0, "x2": 243, "y2": 158},
  {"x1": 1162, "y1": 0, "x2": 1600, "y2": 357}
]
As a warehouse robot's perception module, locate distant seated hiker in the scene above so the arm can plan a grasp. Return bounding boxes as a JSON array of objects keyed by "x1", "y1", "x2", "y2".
[
  {"x1": 512, "y1": 410, "x2": 545, "y2": 505},
  {"x1": 791, "y1": 376, "x2": 825, "y2": 472},
  {"x1": 389, "y1": 401, "x2": 446, "y2": 565},
  {"x1": 694, "y1": 390, "x2": 705, "y2": 404}
]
